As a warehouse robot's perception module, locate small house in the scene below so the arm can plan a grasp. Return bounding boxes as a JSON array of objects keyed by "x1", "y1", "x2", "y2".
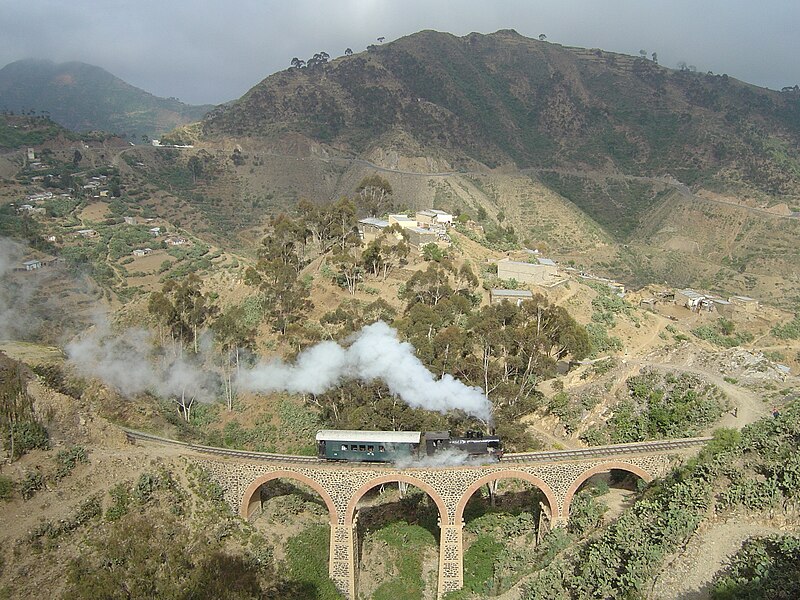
[
  {"x1": 497, "y1": 258, "x2": 558, "y2": 285},
  {"x1": 123, "y1": 216, "x2": 137, "y2": 225},
  {"x1": 388, "y1": 214, "x2": 417, "y2": 229},
  {"x1": 164, "y1": 236, "x2": 188, "y2": 246},
  {"x1": 416, "y1": 209, "x2": 453, "y2": 228},
  {"x1": 676, "y1": 289, "x2": 709, "y2": 311},
  {"x1": 357, "y1": 217, "x2": 390, "y2": 244},
  {"x1": 149, "y1": 227, "x2": 161, "y2": 237},
  {"x1": 22, "y1": 259, "x2": 42, "y2": 271},
  {"x1": 489, "y1": 289, "x2": 534, "y2": 306},
  {"x1": 729, "y1": 296, "x2": 759, "y2": 313},
  {"x1": 77, "y1": 229, "x2": 97, "y2": 238},
  {"x1": 710, "y1": 298, "x2": 734, "y2": 316},
  {"x1": 406, "y1": 226, "x2": 439, "y2": 250},
  {"x1": 132, "y1": 248, "x2": 152, "y2": 257}
]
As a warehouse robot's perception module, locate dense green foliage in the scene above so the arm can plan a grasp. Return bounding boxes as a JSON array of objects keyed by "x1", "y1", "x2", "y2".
[
  {"x1": 771, "y1": 312, "x2": 800, "y2": 340},
  {"x1": 711, "y1": 535, "x2": 800, "y2": 599},
  {"x1": 520, "y1": 401, "x2": 800, "y2": 599},
  {"x1": 283, "y1": 525, "x2": 343, "y2": 599},
  {"x1": 581, "y1": 370, "x2": 729, "y2": 444},
  {"x1": 693, "y1": 318, "x2": 754, "y2": 348},
  {"x1": 0, "y1": 356, "x2": 50, "y2": 459},
  {"x1": 0, "y1": 114, "x2": 71, "y2": 148}
]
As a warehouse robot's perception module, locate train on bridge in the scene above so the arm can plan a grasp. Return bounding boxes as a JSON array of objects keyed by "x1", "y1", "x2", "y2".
[{"x1": 315, "y1": 429, "x2": 503, "y2": 463}]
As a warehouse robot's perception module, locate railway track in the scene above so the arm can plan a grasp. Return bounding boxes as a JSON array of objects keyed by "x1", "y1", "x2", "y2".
[
  {"x1": 123, "y1": 428, "x2": 710, "y2": 466},
  {"x1": 122, "y1": 429, "x2": 322, "y2": 464},
  {"x1": 501, "y1": 436, "x2": 711, "y2": 463}
]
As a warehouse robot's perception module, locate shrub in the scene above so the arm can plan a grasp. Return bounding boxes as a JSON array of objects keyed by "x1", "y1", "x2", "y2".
[
  {"x1": 54, "y1": 446, "x2": 88, "y2": 480},
  {"x1": 20, "y1": 470, "x2": 44, "y2": 500},
  {"x1": 7, "y1": 421, "x2": 50, "y2": 458},
  {"x1": 0, "y1": 475, "x2": 14, "y2": 501}
]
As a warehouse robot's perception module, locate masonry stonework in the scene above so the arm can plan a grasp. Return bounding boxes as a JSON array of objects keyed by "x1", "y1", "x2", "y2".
[{"x1": 194, "y1": 452, "x2": 680, "y2": 599}]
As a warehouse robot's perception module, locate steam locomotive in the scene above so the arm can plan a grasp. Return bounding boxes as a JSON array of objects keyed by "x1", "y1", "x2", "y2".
[{"x1": 315, "y1": 429, "x2": 503, "y2": 463}]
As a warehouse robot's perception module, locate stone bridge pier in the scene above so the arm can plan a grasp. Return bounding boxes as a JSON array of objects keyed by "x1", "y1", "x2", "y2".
[{"x1": 197, "y1": 452, "x2": 680, "y2": 599}]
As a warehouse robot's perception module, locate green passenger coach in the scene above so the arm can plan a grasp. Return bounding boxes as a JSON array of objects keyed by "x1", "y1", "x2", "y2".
[{"x1": 316, "y1": 430, "x2": 422, "y2": 462}]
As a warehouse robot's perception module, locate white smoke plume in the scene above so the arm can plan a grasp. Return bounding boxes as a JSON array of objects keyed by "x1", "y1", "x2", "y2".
[
  {"x1": 393, "y1": 447, "x2": 498, "y2": 468},
  {"x1": 239, "y1": 321, "x2": 493, "y2": 422},
  {"x1": 66, "y1": 321, "x2": 216, "y2": 405}
]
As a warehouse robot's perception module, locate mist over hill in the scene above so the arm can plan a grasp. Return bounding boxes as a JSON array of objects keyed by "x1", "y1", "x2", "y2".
[{"x1": 0, "y1": 59, "x2": 213, "y2": 141}]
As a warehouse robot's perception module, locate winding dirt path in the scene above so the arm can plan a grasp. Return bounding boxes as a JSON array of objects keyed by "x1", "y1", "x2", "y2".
[{"x1": 651, "y1": 519, "x2": 799, "y2": 600}]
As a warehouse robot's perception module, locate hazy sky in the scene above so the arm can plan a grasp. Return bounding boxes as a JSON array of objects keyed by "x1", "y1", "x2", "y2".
[{"x1": 1, "y1": 0, "x2": 798, "y2": 105}]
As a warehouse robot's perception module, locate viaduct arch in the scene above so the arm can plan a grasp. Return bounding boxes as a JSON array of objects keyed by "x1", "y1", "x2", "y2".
[
  {"x1": 200, "y1": 453, "x2": 688, "y2": 598},
  {"x1": 562, "y1": 461, "x2": 653, "y2": 517},
  {"x1": 241, "y1": 469, "x2": 339, "y2": 522},
  {"x1": 124, "y1": 430, "x2": 708, "y2": 599}
]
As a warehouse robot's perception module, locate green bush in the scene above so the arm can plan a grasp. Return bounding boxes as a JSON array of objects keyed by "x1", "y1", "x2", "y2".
[
  {"x1": 54, "y1": 446, "x2": 88, "y2": 479},
  {"x1": 19, "y1": 470, "x2": 44, "y2": 500},
  {"x1": 711, "y1": 535, "x2": 800, "y2": 599},
  {"x1": 0, "y1": 475, "x2": 14, "y2": 501},
  {"x1": 7, "y1": 421, "x2": 50, "y2": 458}
]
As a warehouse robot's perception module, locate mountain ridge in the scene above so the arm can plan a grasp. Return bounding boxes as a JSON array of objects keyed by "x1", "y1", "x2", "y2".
[
  {"x1": 201, "y1": 29, "x2": 800, "y2": 196},
  {"x1": 0, "y1": 58, "x2": 213, "y2": 140}
]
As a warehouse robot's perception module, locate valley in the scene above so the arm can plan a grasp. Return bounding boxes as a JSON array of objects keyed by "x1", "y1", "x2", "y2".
[{"x1": 1, "y1": 28, "x2": 800, "y2": 600}]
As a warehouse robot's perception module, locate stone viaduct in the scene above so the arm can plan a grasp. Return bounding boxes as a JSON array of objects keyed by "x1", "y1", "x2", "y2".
[{"x1": 125, "y1": 431, "x2": 709, "y2": 599}]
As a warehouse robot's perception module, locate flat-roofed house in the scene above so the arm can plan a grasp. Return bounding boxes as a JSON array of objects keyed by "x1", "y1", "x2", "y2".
[
  {"x1": 489, "y1": 289, "x2": 534, "y2": 305},
  {"x1": 406, "y1": 226, "x2": 439, "y2": 250},
  {"x1": 676, "y1": 289, "x2": 708, "y2": 311},
  {"x1": 729, "y1": 296, "x2": 760, "y2": 313},
  {"x1": 388, "y1": 214, "x2": 417, "y2": 229},
  {"x1": 358, "y1": 217, "x2": 390, "y2": 245},
  {"x1": 22, "y1": 259, "x2": 42, "y2": 271},
  {"x1": 497, "y1": 257, "x2": 558, "y2": 285},
  {"x1": 416, "y1": 209, "x2": 453, "y2": 228}
]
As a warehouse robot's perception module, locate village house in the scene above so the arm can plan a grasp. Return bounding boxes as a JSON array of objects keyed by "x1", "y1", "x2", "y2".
[
  {"x1": 76, "y1": 229, "x2": 98, "y2": 238},
  {"x1": 149, "y1": 227, "x2": 161, "y2": 237},
  {"x1": 357, "y1": 217, "x2": 390, "y2": 244},
  {"x1": 388, "y1": 214, "x2": 417, "y2": 229},
  {"x1": 132, "y1": 248, "x2": 153, "y2": 257},
  {"x1": 22, "y1": 259, "x2": 42, "y2": 271},
  {"x1": 489, "y1": 289, "x2": 534, "y2": 306},
  {"x1": 406, "y1": 226, "x2": 439, "y2": 250},
  {"x1": 26, "y1": 192, "x2": 53, "y2": 202},
  {"x1": 497, "y1": 257, "x2": 562, "y2": 286},
  {"x1": 164, "y1": 236, "x2": 188, "y2": 246},
  {"x1": 676, "y1": 289, "x2": 710, "y2": 311},
  {"x1": 710, "y1": 297, "x2": 735, "y2": 316},
  {"x1": 729, "y1": 296, "x2": 760, "y2": 313},
  {"x1": 416, "y1": 209, "x2": 453, "y2": 229},
  {"x1": 123, "y1": 216, "x2": 137, "y2": 225}
]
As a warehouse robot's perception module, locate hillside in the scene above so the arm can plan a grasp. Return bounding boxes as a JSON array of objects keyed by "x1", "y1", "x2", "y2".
[
  {"x1": 0, "y1": 59, "x2": 214, "y2": 140},
  {"x1": 202, "y1": 29, "x2": 800, "y2": 200}
]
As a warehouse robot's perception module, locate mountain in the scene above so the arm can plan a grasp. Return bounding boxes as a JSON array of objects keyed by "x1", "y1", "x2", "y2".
[
  {"x1": 0, "y1": 59, "x2": 214, "y2": 140},
  {"x1": 202, "y1": 29, "x2": 800, "y2": 196}
]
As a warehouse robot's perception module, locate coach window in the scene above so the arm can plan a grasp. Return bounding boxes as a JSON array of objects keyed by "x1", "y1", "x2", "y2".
[
  {"x1": 379, "y1": 445, "x2": 386, "y2": 452},
  {"x1": 341, "y1": 444, "x2": 348, "y2": 451},
  {"x1": 359, "y1": 445, "x2": 367, "y2": 452},
  {"x1": 367, "y1": 445, "x2": 374, "y2": 452}
]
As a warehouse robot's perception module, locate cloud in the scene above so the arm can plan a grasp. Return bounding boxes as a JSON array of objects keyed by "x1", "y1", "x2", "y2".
[{"x1": 0, "y1": 1, "x2": 798, "y2": 104}]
